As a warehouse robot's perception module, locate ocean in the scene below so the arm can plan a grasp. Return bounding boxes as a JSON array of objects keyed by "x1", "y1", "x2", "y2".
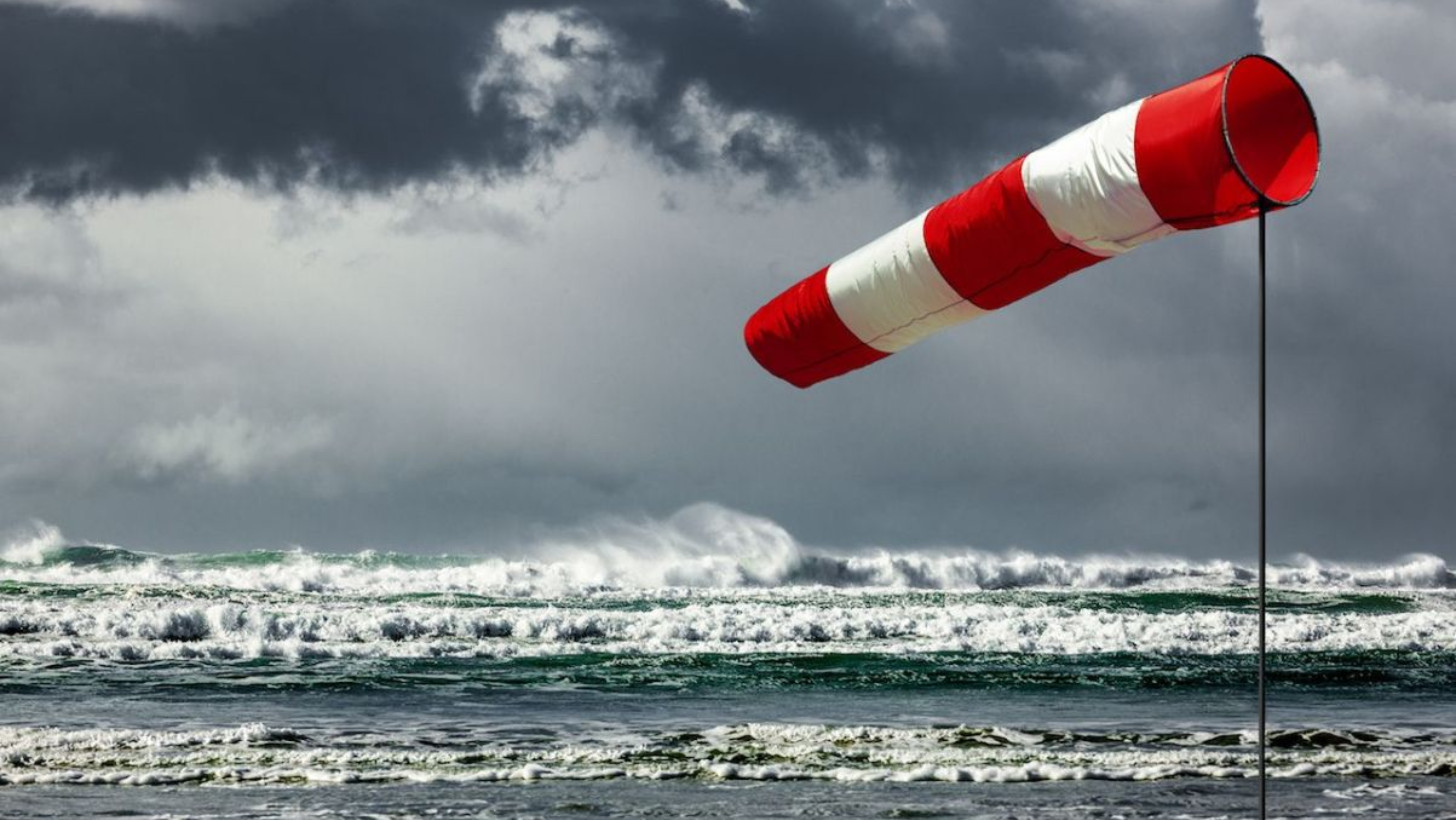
[{"x1": 3, "y1": 513, "x2": 1456, "y2": 819}]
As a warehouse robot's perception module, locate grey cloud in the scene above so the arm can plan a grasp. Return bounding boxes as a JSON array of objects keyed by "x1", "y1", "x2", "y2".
[
  {"x1": 0, "y1": 1, "x2": 535, "y2": 200},
  {"x1": 1260, "y1": 0, "x2": 1456, "y2": 100},
  {"x1": 388, "y1": 194, "x2": 537, "y2": 240},
  {"x1": 5, "y1": 0, "x2": 297, "y2": 31},
  {"x1": 123, "y1": 407, "x2": 334, "y2": 485},
  {"x1": 0, "y1": 0, "x2": 1259, "y2": 202},
  {"x1": 1248, "y1": 1, "x2": 1456, "y2": 556},
  {"x1": 8, "y1": 0, "x2": 1446, "y2": 564},
  {"x1": 590, "y1": 0, "x2": 1261, "y2": 192}
]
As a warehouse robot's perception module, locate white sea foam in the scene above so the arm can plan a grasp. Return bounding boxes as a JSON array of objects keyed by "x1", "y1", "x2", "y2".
[
  {"x1": 2, "y1": 594, "x2": 1454, "y2": 661},
  {"x1": 3, "y1": 722, "x2": 1453, "y2": 788},
  {"x1": 1, "y1": 505, "x2": 1452, "y2": 595},
  {"x1": 1323, "y1": 782, "x2": 1447, "y2": 800}
]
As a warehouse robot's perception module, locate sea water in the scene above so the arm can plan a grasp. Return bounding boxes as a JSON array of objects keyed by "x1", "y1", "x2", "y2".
[{"x1": 3, "y1": 517, "x2": 1455, "y2": 818}]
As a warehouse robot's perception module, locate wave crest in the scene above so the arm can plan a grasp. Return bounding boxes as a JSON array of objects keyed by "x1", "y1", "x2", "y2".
[{"x1": 3, "y1": 505, "x2": 1452, "y2": 593}]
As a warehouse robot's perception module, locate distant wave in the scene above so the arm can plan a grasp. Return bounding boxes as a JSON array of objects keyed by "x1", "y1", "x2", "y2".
[{"x1": 3, "y1": 505, "x2": 1453, "y2": 594}]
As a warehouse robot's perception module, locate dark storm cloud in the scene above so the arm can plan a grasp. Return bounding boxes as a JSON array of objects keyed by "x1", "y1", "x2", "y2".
[
  {"x1": 0, "y1": 1, "x2": 530, "y2": 200},
  {"x1": 0, "y1": 0, "x2": 1259, "y2": 201},
  {"x1": 589, "y1": 0, "x2": 1261, "y2": 191}
]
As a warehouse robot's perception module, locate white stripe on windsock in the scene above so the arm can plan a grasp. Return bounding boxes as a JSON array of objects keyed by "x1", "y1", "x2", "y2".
[
  {"x1": 1021, "y1": 98, "x2": 1176, "y2": 256},
  {"x1": 824, "y1": 210, "x2": 986, "y2": 354}
]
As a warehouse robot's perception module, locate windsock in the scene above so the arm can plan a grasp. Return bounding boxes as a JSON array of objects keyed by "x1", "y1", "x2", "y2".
[{"x1": 745, "y1": 54, "x2": 1320, "y2": 388}]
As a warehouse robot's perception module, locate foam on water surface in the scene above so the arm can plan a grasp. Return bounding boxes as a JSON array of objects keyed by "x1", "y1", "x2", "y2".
[
  {"x1": 2, "y1": 593, "x2": 1455, "y2": 662},
  {"x1": 3, "y1": 721, "x2": 1454, "y2": 788}
]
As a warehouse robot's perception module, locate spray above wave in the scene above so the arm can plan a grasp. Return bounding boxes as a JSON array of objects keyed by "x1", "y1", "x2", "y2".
[
  {"x1": 3, "y1": 505, "x2": 1454, "y2": 593},
  {"x1": 0, "y1": 520, "x2": 68, "y2": 567}
]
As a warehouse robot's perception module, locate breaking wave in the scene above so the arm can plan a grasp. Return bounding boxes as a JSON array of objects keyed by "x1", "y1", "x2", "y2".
[
  {"x1": 4, "y1": 595, "x2": 1456, "y2": 662},
  {"x1": 3, "y1": 504, "x2": 1453, "y2": 595}
]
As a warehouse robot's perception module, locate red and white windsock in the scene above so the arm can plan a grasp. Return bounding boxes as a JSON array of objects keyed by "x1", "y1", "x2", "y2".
[{"x1": 745, "y1": 54, "x2": 1320, "y2": 388}]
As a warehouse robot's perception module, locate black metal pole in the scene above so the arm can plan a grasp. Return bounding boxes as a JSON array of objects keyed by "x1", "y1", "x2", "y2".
[{"x1": 1258, "y1": 200, "x2": 1268, "y2": 819}]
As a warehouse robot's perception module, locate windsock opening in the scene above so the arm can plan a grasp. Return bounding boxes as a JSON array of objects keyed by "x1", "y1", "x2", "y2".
[{"x1": 1222, "y1": 55, "x2": 1320, "y2": 206}]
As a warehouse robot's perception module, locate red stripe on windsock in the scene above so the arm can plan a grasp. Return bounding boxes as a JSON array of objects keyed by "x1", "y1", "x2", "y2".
[
  {"x1": 923, "y1": 158, "x2": 1102, "y2": 311},
  {"x1": 744, "y1": 267, "x2": 888, "y2": 388},
  {"x1": 1135, "y1": 64, "x2": 1247, "y2": 229},
  {"x1": 1136, "y1": 55, "x2": 1319, "y2": 229}
]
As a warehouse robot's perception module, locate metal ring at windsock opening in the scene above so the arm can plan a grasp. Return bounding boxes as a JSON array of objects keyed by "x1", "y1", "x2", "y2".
[
  {"x1": 745, "y1": 54, "x2": 1321, "y2": 388},
  {"x1": 1225, "y1": 54, "x2": 1320, "y2": 206}
]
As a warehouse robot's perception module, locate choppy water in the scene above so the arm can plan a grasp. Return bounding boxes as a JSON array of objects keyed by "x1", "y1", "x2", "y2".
[{"x1": 3, "y1": 509, "x2": 1456, "y2": 818}]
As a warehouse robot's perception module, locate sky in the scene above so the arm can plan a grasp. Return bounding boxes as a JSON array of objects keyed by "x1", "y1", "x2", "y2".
[{"x1": 0, "y1": 0, "x2": 1451, "y2": 561}]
